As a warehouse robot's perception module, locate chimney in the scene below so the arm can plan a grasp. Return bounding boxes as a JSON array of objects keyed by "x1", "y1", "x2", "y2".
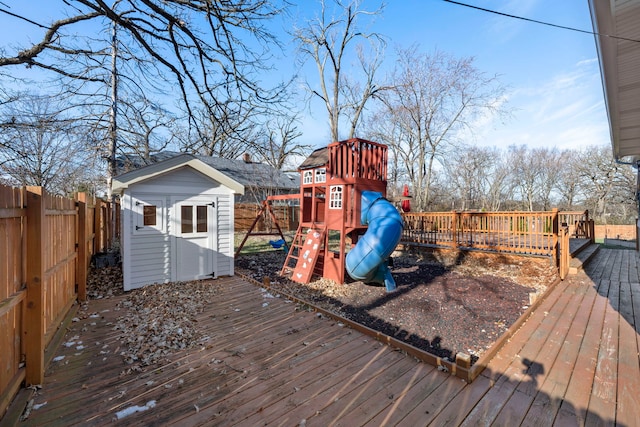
[{"x1": 243, "y1": 152, "x2": 251, "y2": 163}]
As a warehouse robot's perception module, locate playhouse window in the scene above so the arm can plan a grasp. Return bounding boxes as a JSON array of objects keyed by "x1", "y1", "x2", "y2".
[
  {"x1": 303, "y1": 170, "x2": 313, "y2": 185},
  {"x1": 329, "y1": 185, "x2": 343, "y2": 209},
  {"x1": 315, "y1": 168, "x2": 326, "y2": 183}
]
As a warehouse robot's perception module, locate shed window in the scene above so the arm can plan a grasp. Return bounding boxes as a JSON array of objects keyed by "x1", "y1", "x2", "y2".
[
  {"x1": 180, "y1": 203, "x2": 210, "y2": 235},
  {"x1": 303, "y1": 170, "x2": 313, "y2": 185},
  {"x1": 143, "y1": 206, "x2": 157, "y2": 226},
  {"x1": 315, "y1": 168, "x2": 326, "y2": 183},
  {"x1": 133, "y1": 197, "x2": 164, "y2": 234},
  {"x1": 329, "y1": 185, "x2": 343, "y2": 209},
  {"x1": 181, "y1": 205, "x2": 193, "y2": 233},
  {"x1": 197, "y1": 206, "x2": 208, "y2": 232}
]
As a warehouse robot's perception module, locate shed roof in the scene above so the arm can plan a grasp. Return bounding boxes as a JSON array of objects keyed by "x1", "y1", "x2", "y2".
[
  {"x1": 111, "y1": 153, "x2": 245, "y2": 195},
  {"x1": 114, "y1": 151, "x2": 298, "y2": 192}
]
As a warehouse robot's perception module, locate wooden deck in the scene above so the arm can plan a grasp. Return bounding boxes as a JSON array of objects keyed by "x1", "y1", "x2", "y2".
[{"x1": 2, "y1": 247, "x2": 639, "y2": 426}]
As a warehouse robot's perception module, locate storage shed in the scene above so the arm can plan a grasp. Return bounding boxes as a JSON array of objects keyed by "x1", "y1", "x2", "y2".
[{"x1": 112, "y1": 154, "x2": 244, "y2": 291}]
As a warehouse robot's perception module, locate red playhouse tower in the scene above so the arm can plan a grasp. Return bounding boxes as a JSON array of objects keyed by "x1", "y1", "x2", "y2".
[{"x1": 281, "y1": 138, "x2": 403, "y2": 292}]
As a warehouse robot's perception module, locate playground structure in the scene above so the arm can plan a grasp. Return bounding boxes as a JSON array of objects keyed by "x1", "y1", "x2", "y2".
[{"x1": 278, "y1": 138, "x2": 403, "y2": 291}]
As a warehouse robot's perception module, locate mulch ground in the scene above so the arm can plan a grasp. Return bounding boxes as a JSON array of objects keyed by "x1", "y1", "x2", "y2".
[{"x1": 235, "y1": 247, "x2": 558, "y2": 364}]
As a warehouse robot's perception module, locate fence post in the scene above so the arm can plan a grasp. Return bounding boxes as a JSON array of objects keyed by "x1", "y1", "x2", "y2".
[
  {"x1": 94, "y1": 198, "x2": 102, "y2": 254},
  {"x1": 76, "y1": 192, "x2": 88, "y2": 302},
  {"x1": 25, "y1": 186, "x2": 45, "y2": 386}
]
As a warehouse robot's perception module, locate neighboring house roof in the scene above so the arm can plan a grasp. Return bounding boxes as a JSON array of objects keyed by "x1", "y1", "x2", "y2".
[
  {"x1": 196, "y1": 155, "x2": 298, "y2": 191},
  {"x1": 589, "y1": 0, "x2": 640, "y2": 161},
  {"x1": 114, "y1": 151, "x2": 298, "y2": 193},
  {"x1": 111, "y1": 153, "x2": 245, "y2": 195},
  {"x1": 298, "y1": 147, "x2": 329, "y2": 170}
]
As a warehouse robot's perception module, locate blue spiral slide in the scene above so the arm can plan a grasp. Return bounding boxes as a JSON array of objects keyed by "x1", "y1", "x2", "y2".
[{"x1": 345, "y1": 191, "x2": 404, "y2": 292}]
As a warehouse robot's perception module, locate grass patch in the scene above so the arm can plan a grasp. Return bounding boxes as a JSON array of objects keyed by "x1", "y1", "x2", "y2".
[
  {"x1": 234, "y1": 232, "x2": 295, "y2": 255},
  {"x1": 596, "y1": 238, "x2": 636, "y2": 250}
]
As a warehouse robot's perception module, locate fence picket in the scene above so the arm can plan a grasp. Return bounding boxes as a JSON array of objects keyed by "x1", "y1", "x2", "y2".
[{"x1": 0, "y1": 184, "x2": 119, "y2": 416}]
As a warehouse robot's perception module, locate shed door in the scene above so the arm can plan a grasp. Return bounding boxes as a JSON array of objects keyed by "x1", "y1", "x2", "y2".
[{"x1": 174, "y1": 198, "x2": 217, "y2": 281}]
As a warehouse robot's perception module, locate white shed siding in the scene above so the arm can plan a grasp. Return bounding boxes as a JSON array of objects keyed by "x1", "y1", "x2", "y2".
[
  {"x1": 122, "y1": 193, "x2": 172, "y2": 290},
  {"x1": 131, "y1": 167, "x2": 225, "y2": 194},
  {"x1": 216, "y1": 195, "x2": 234, "y2": 277},
  {"x1": 121, "y1": 166, "x2": 237, "y2": 290}
]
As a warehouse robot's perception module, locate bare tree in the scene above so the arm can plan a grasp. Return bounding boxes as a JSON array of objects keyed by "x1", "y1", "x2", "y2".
[
  {"x1": 374, "y1": 47, "x2": 507, "y2": 211},
  {"x1": 177, "y1": 101, "x2": 255, "y2": 159},
  {"x1": 295, "y1": 0, "x2": 386, "y2": 142},
  {"x1": 534, "y1": 147, "x2": 564, "y2": 211},
  {"x1": 556, "y1": 150, "x2": 585, "y2": 209},
  {"x1": 0, "y1": 1, "x2": 286, "y2": 191},
  {"x1": 506, "y1": 145, "x2": 543, "y2": 211},
  {"x1": 578, "y1": 145, "x2": 635, "y2": 224},
  {"x1": 116, "y1": 96, "x2": 177, "y2": 161},
  {"x1": 254, "y1": 113, "x2": 308, "y2": 170},
  {"x1": 0, "y1": 95, "x2": 100, "y2": 195},
  {"x1": 444, "y1": 145, "x2": 502, "y2": 211}
]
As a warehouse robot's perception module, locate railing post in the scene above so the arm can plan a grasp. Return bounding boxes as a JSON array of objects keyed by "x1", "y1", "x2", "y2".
[
  {"x1": 559, "y1": 225, "x2": 570, "y2": 280},
  {"x1": 589, "y1": 219, "x2": 595, "y2": 244},
  {"x1": 25, "y1": 186, "x2": 45, "y2": 386},
  {"x1": 452, "y1": 211, "x2": 459, "y2": 249},
  {"x1": 552, "y1": 208, "x2": 559, "y2": 268},
  {"x1": 76, "y1": 192, "x2": 88, "y2": 302}
]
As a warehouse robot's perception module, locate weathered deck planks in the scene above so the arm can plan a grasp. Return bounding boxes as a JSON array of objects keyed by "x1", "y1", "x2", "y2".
[{"x1": 3, "y1": 247, "x2": 639, "y2": 426}]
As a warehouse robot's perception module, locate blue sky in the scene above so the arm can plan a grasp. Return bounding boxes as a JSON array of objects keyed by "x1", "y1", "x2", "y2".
[
  {"x1": 281, "y1": 0, "x2": 609, "y2": 152},
  {"x1": 1, "y1": 0, "x2": 610, "y2": 154}
]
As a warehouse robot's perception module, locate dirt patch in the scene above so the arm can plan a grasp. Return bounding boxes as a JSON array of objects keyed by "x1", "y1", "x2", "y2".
[{"x1": 235, "y1": 247, "x2": 557, "y2": 364}]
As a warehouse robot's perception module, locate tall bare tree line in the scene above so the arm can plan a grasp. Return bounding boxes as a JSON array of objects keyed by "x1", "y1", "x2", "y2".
[
  {"x1": 393, "y1": 143, "x2": 635, "y2": 225},
  {"x1": 0, "y1": 0, "x2": 635, "y2": 225}
]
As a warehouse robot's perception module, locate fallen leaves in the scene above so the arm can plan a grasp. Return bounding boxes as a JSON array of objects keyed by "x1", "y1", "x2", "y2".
[{"x1": 112, "y1": 280, "x2": 222, "y2": 368}]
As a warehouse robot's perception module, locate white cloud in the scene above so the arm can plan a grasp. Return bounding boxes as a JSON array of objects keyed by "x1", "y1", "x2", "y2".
[{"x1": 470, "y1": 58, "x2": 609, "y2": 151}]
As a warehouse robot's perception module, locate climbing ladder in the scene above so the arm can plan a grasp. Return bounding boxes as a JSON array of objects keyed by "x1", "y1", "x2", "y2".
[{"x1": 281, "y1": 225, "x2": 326, "y2": 284}]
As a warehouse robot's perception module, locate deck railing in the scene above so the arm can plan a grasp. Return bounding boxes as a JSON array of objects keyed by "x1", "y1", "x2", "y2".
[
  {"x1": 558, "y1": 210, "x2": 593, "y2": 241},
  {"x1": 402, "y1": 210, "x2": 557, "y2": 256},
  {"x1": 0, "y1": 185, "x2": 119, "y2": 417},
  {"x1": 401, "y1": 209, "x2": 593, "y2": 259}
]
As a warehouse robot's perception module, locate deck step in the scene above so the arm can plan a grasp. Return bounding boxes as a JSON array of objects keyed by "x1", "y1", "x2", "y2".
[{"x1": 568, "y1": 243, "x2": 600, "y2": 275}]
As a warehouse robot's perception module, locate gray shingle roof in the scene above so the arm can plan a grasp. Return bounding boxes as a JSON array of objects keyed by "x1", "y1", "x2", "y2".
[
  {"x1": 115, "y1": 152, "x2": 298, "y2": 191},
  {"x1": 195, "y1": 155, "x2": 298, "y2": 190}
]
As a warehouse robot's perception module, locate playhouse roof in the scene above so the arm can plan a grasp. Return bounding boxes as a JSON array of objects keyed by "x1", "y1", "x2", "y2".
[
  {"x1": 298, "y1": 147, "x2": 328, "y2": 170},
  {"x1": 114, "y1": 151, "x2": 298, "y2": 193},
  {"x1": 111, "y1": 153, "x2": 245, "y2": 195}
]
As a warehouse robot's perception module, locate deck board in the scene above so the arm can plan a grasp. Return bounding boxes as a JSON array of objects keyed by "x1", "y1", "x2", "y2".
[{"x1": 4, "y1": 248, "x2": 640, "y2": 426}]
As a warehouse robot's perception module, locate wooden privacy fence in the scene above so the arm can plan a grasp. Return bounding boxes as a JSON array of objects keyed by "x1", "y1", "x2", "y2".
[
  {"x1": 235, "y1": 203, "x2": 299, "y2": 232},
  {"x1": 401, "y1": 209, "x2": 593, "y2": 261},
  {"x1": 0, "y1": 185, "x2": 118, "y2": 417}
]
